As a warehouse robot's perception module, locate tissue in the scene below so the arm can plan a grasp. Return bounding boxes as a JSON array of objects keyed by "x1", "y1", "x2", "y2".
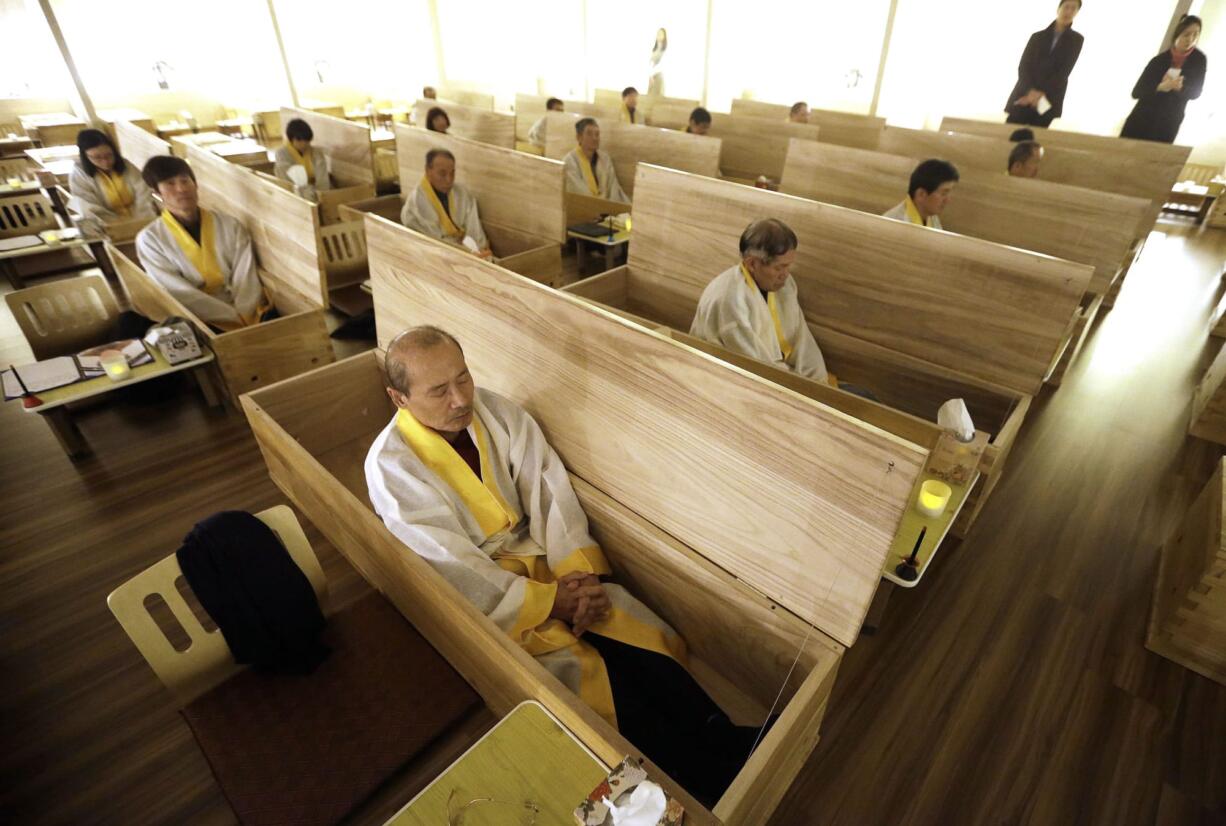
[
  {"x1": 937, "y1": 398, "x2": 975, "y2": 442},
  {"x1": 602, "y1": 781, "x2": 667, "y2": 826},
  {"x1": 287, "y1": 165, "x2": 309, "y2": 187}
]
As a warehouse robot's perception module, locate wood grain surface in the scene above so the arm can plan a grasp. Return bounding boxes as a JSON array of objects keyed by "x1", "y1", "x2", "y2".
[{"x1": 412, "y1": 99, "x2": 515, "y2": 149}]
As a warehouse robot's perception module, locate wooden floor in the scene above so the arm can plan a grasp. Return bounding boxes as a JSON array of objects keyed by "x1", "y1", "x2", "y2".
[{"x1": 1, "y1": 222, "x2": 1224, "y2": 824}]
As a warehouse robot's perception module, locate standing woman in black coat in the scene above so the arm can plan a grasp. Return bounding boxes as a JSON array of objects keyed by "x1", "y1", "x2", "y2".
[
  {"x1": 1006, "y1": 0, "x2": 1085, "y2": 127},
  {"x1": 1120, "y1": 16, "x2": 1208, "y2": 144}
]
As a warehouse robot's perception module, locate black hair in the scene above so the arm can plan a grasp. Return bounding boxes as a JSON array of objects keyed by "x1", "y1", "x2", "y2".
[
  {"x1": 141, "y1": 154, "x2": 195, "y2": 190},
  {"x1": 426, "y1": 107, "x2": 450, "y2": 132},
  {"x1": 622, "y1": 87, "x2": 638, "y2": 99},
  {"x1": 546, "y1": 97, "x2": 563, "y2": 111},
  {"x1": 1172, "y1": 15, "x2": 1202, "y2": 45},
  {"x1": 1009, "y1": 127, "x2": 1036, "y2": 142},
  {"x1": 575, "y1": 117, "x2": 597, "y2": 138},
  {"x1": 76, "y1": 128, "x2": 126, "y2": 177},
  {"x1": 425, "y1": 148, "x2": 455, "y2": 168},
  {"x1": 908, "y1": 159, "x2": 960, "y2": 198},
  {"x1": 284, "y1": 118, "x2": 313, "y2": 142},
  {"x1": 739, "y1": 218, "x2": 798, "y2": 262},
  {"x1": 790, "y1": 101, "x2": 809, "y2": 116},
  {"x1": 689, "y1": 107, "x2": 712, "y2": 126},
  {"x1": 1008, "y1": 141, "x2": 1042, "y2": 171}
]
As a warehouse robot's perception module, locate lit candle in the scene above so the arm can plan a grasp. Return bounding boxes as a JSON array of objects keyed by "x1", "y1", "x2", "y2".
[
  {"x1": 100, "y1": 349, "x2": 132, "y2": 382},
  {"x1": 916, "y1": 479, "x2": 952, "y2": 519}
]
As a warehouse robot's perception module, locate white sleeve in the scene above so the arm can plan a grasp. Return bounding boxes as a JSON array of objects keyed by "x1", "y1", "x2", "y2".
[
  {"x1": 222, "y1": 219, "x2": 265, "y2": 320},
  {"x1": 135, "y1": 227, "x2": 244, "y2": 327},
  {"x1": 68, "y1": 166, "x2": 111, "y2": 221}
]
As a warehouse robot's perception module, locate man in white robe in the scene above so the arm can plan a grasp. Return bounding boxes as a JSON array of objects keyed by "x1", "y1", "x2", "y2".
[
  {"x1": 135, "y1": 155, "x2": 270, "y2": 330},
  {"x1": 691, "y1": 218, "x2": 830, "y2": 384},
  {"x1": 562, "y1": 118, "x2": 629, "y2": 204},
  {"x1": 882, "y1": 159, "x2": 959, "y2": 230},
  {"x1": 400, "y1": 149, "x2": 491, "y2": 259},
  {"x1": 365, "y1": 326, "x2": 759, "y2": 806},
  {"x1": 527, "y1": 97, "x2": 563, "y2": 149},
  {"x1": 273, "y1": 118, "x2": 332, "y2": 201},
  {"x1": 68, "y1": 128, "x2": 156, "y2": 237}
]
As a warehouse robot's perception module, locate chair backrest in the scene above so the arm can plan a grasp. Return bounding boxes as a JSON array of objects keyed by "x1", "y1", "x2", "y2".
[
  {"x1": 5, "y1": 274, "x2": 121, "y2": 360},
  {"x1": 0, "y1": 192, "x2": 59, "y2": 238},
  {"x1": 106, "y1": 506, "x2": 328, "y2": 707},
  {"x1": 0, "y1": 157, "x2": 37, "y2": 181}
]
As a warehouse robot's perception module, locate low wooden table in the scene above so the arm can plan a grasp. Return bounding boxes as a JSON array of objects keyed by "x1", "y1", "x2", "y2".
[
  {"x1": 209, "y1": 140, "x2": 269, "y2": 167},
  {"x1": 384, "y1": 701, "x2": 608, "y2": 826},
  {"x1": 1165, "y1": 183, "x2": 1215, "y2": 225},
  {"x1": 0, "y1": 180, "x2": 43, "y2": 199},
  {"x1": 97, "y1": 109, "x2": 156, "y2": 135},
  {"x1": 568, "y1": 227, "x2": 630, "y2": 277},
  {"x1": 24, "y1": 145, "x2": 79, "y2": 187},
  {"x1": 0, "y1": 233, "x2": 116, "y2": 289},
  {"x1": 14, "y1": 345, "x2": 220, "y2": 458},
  {"x1": 19, "y1": 113, "x2": 85, "y2": 147},
  {"x1": 0, "y1": 135, "x2": 37, "y2": 157}
]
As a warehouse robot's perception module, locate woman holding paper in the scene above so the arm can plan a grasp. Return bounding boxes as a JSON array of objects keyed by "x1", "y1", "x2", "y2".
[
  {"x1": 1005, "y1": 0, "x2": 1084, "y2": 127},
  {"x1": 1120, "y1": 16, "x2": 1207, "y2": 144}
]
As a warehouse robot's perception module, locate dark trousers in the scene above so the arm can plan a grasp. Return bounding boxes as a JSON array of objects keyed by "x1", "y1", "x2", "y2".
[
  {"x1": 585, "y1": 633, "x2": 763, "y2": 808},
  {"x1": 1006, "y1": 106, "x2": 1057, "y2": 128}
]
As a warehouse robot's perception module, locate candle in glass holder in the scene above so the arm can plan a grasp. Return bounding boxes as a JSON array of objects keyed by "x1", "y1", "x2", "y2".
[
  {"x1": 100, "y1": 349, "x2": 132, "y2": 382},
  {"x1": 916, "y1": 479, "x2": 952, "y2": 518}
]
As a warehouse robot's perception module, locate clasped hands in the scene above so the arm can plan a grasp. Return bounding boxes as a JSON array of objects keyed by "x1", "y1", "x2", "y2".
[
  {"x1": 550, "y1": 571, "x2": 611, "y2": 636},
  {"x1": 1014, "y1": 88, "x2": 1044, "y2": 108},
  {"x1": 1158, "y1": 74, "x2": 1185, "y2": 93}
]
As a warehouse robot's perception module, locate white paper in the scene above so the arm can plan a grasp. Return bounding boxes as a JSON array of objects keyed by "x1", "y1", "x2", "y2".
[
  {"x1": 937, "y1": 398, "x2": 975, "y2": 442},
  {"x1": 1036, "y1": 95, "x2": 1052, "y2": 115},
  {"x1": 287, "y1": 164, "x2": 309, "y2": 186},
  {"x1": 2, "y1": 370, "x2": 23, "y2": 400},
  {"x1": 1166, "y1": 68, "x2": 1183, "y2": 79},
  {"x1": 461, "y1": 235, "x2": 480, "y2": 253},
  {"x1": 11, "y1": 357, "x2": 81, "y2": 393}
]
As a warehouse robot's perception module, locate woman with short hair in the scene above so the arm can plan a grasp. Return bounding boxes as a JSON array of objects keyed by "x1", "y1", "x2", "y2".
[
  {"x1": 68, "y1": 128, "x2": 156, "y2": 236},
  {"x1": 273, "y1": 118, "x2": 332, "y2": 200}
]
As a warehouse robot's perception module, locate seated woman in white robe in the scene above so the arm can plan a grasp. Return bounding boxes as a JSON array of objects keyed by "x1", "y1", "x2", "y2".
[
  {"x1": 68, "y1": 129, "x2": 156, "y2": 237},
  {"x1": 562, "y1": 118, "x2": 629, "y2": 204},
  {"x1": 527, "y1": 97, "x2": 563, "y2": 149},
  {"x1": 272, "y1": 118, "x2": 332, "y2": 201},
  {"x1": 135, "y1": 155, "x2": 272, "y2": 331},
  {"x1": 400, "y1": 149, "x2": 491, "y2": 259},
  {"x1": 882, "y1": 159, "x2": 958, "y2": 230},
  {"x1": 691, "y1": 218, "x2": 831, "y2": 384},
  {"x1": 365, "y1": 326, "x2": 760, "y2": 806}
]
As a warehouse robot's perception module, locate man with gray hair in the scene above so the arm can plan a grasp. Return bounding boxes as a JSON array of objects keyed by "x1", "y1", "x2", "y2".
[
  {"x1": 689, "y1": 218, "x2": 831, "y2": 384},
  {"x1": 364, "y1": 326, "x2": 760, "y2": 805},
  {"x1": 562, "y1": 118, "x2": 629, "y2": 203},
  {"x1": 401, "y1": 148, "x2": 492, "y2": 259}
]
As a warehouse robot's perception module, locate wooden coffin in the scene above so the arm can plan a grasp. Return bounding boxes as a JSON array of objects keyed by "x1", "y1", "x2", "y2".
[
  {"x1": 113, "y1": 145, "x2": 334, "y2": 400},
  {"x1": 514, "y1": 94, "x2": 615, "y2": 142},
  {"x1": 542, "y1": 112, "x2": 721, "y2": 199},
  {"x1": 412, "y1": 99, "x2": 515, "y2": 148},
  {"x1": 592, "y1": 89, "x2": 701, "y2": 123},
  {"x1": 646, "y1": 105, "x2": 821, "y2": 184},
  {"x1": 339, "y1": 126, "x2": 565, "y2": 285},
  {"x1": 114, "y1": 120, "x2": 172, "y2": 171},
  {"x1": 729, "y1": 98, "x2": 885, "y2": 150},
  {"x1": 278, "y1": 106, "x2": 378, "y2": 224},
  {"x1": 241, "y1": 215, "x2": 929, "y2": 823},
  {"x1": 564, "y1": 165, "x2": 1085, "y2": 535},
  {"x1": 779, "y1": 139, "x2": 1142, "y2": 384},
  {"x1": 1147, "y1": 458, "x2": 1226, "y2": 685}
]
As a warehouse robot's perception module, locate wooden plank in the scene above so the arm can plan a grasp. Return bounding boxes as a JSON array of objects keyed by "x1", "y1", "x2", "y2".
[
  {"x1": 730, "y1": 99, "x2": 884, "y2": 149},
  {"x1": 113, "y1": 120, "x2": 170, "y2": 172},
  {"x1": 593, "y1": 90, "x2": 700, "y2": 122},
  {"x1": 412, "y1": 99, "x2": 514, "y2": 149},
  {"x1": 209, "y1": 308, "x2": 333, "y2": 398},
  {"x1": 645, "y1": 106, "x2": 824, "y2": 182},
  {"x1": 394, "y1": 125, "x2": 566, "y2": 245},
  {"x1": 780, "y1": 140, "x2": 1147, "y2": 296},
  {"x1": 1190, "y1": 341, "x2": 1226, "y2": 446},
  {"x1": 542, "y1": 112, "x2": 722, "y2": 197},
  {"x1": 630, "y1": 164, "x2": 1090, "y2": 396},
  {"x1": 514, "y1": 94, "x2": 614, "y2": 141},
  {"x1": 939, "y1": 117, "x2": 1193, "y2": 165},
  {"x1": 279, "y1": 106, "x2": 375, "y2": 187},
  {"x1": 185, "y1": 144, "x2": 327, "y2": 309},
  {"x1": 437, "y1": 87, "x2": 494, "y2": 110},
  {"x1": 366, "y1": 214, "x2": 927, "y2": 647}
]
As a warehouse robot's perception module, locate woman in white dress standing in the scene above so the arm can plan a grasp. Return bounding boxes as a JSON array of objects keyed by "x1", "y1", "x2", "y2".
[{"x1": 648, "y1": 28, "x2": 668, "y2": 96}]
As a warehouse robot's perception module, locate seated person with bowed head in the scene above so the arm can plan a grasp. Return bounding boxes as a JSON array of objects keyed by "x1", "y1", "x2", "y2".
[
  {"x1": 401, "y1": 149, "x2": 491, "y2": 259},
  {"x1": 1008, "y1": 140, "x2": 1044, "y2": 178},
  {"x1": 620, "y1": 86, "x2": 639, "y2": 123},
  {"x1": 365, "y1": 326, "x2": 762, "y2": 806},
  {"x1": 563, "y1": 118, "x2": 629, "y2": 203},
  {"x1": 691, "y1": 219, "x2": 832, "y2": 385},
  {"x1": 422, "y1": 85, "x2": 438, "y2": 100},
  {"x1": 136, "y1": 156, "x2": 272, "y2": 331},
  {"x1": 273, "y1": 118, "x2": 332, "y2": 200},
  {"x1": 69, "y1": 128, "x2": 156, "y2": 236},
  {"x1": 1009, "y1": 127, "x2": 1036, "y2": 142},
  {"x1": 425, "y1": 107, "x2": 450, "y2": 134},
  {"x1": 883, "y1": 159, "x2": 959, "y2": 229},
  {"x1": 788, "y1": 101, "x2": 810, "y2": 124},
  {"x1": 686, "y1": 107, "x2": 712, "y2": 135},
  {"x1": 528, "y1": 97, "x2": 563, "y2": 149}
]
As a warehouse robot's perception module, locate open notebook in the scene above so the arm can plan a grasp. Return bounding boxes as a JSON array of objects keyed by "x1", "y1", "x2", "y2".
[{"x1": 3, "y1": 340, "x2": 153, "y2": 400}]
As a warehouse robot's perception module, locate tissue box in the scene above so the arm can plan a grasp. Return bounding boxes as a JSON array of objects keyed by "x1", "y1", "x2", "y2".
[{"x1": 573, "y1": 757, "x2": 684, "y2": 825}]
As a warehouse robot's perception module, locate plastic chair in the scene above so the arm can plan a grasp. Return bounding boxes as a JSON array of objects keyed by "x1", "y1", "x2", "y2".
[{"x1": 106, "y1": 505, "x2": 327, "y2": 707}]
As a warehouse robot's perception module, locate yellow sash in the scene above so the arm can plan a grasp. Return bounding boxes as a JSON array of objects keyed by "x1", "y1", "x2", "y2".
[
  {"x1": 396, "y1": 407, "x2": 518, "y2": 537},
  {"x1": 97, "y1": 170, "x2": 133, "y2": 217},
  {"x1": 575, "y1": 148, "x2": 599, "y2": 196},
  {"x1": 285, "y1": 143, "x2": 314, "y2": 182},
  {"x1": 161, "y1": 209, "x2": 225, "y2": 295},
  {"x1": 903, "y1": 195, "x2": 929, "y2": 227},
  {"x1": 620, "y1": 103, "x2": 635, "y2": 124},
  {"x1": 742, "y1": 263, "x2": 793, "y2": 360},
  {"x1": 419, "y1": 176, "x2": 465, "y2": 240}
]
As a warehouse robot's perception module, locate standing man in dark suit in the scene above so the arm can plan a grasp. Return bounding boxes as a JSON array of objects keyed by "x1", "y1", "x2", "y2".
[{"x1": 1006, "y1": 0, "x2": 1085, "y2": 127}]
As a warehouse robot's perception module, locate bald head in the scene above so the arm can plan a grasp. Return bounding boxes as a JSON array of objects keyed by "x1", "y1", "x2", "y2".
[
  {"x1": 384, "y1": 326, "x2": 474, "y2": 435},
  {"x1": 385, "y1": 326, "x2": 463, "y2": 394}
]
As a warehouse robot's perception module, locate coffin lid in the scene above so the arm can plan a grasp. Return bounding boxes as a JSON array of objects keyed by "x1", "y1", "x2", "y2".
[{"x1": 366, "y1": 216, "x2": 929, "y2": 646}]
